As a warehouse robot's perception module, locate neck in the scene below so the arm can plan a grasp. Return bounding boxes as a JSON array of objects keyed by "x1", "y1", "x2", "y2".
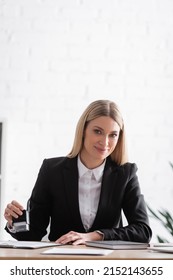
[{"x1": 79, "y1": 153, "x2": 105, "y2": 169}]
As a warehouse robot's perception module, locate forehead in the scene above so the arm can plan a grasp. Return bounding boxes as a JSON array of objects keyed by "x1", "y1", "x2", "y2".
[{"x1": 87, "y1": 116, "x2": 120, "y2": 131}]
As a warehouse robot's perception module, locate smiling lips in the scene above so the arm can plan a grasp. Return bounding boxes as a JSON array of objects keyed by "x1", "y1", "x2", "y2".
[{"x1": 94, "y1": 146, "x2": 109, "y2": 153}]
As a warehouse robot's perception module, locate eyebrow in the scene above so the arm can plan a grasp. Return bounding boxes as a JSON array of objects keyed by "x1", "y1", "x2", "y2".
[{"x1": 93, "y1": 126, "x2": 118, "y2": 133}]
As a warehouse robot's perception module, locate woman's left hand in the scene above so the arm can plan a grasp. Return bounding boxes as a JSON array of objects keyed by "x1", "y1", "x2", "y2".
[{"x1": 55, "y1": 230, "x2": 102, "y2": 245}]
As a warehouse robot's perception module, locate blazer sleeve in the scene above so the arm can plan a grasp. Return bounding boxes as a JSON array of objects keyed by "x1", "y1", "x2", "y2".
[
  {"x1": 99, "y1": 163, "x2": 152, "y2": 243},
  {"x1": 5, "y1": 159, "x2": 51, "y2": 241}
]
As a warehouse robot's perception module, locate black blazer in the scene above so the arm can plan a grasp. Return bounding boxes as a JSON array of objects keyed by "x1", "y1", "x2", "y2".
[{"x1": 6, "y1": 156, "x2": 152, "y2": 242}]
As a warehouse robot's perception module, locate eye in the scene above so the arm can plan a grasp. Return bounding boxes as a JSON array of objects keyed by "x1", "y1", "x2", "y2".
[
  {"x1": 110, "y1": 133, "x2": 118, "y2": 138},
  {"x1": 94, "y1": 129, "x2": 102, "y2": 135}
]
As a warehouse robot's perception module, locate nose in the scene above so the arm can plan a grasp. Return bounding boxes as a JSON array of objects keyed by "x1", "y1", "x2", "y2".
[{"x1": 99, "y1": 135, "x2": 109, "y2": 146}]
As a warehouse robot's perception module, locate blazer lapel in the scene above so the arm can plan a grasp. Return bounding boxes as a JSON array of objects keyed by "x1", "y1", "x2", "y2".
[{"x1": 63, "y1": 157, "x2": 85, "y2": 230}]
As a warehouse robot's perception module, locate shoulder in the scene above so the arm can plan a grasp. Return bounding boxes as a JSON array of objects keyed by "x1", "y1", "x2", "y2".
[
  {"x1": 120, "y1": 162, "x2": 138, "y2": 174},
  {"x1": 119, "y1": 163, "x2": 138, "y2": 181},
  {"x1": 43, "y1": 156, "x2": 67, "y2": 166},
  {"x1": 107, "y1": 157, "x2": 138, "y2": 178},
  {"x1": 41, "y1": 156, "x2": 77, "y2": 171}
]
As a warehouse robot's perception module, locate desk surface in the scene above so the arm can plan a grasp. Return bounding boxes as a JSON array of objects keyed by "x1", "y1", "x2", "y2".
[{"x1": 0, "y1": 245, "x2": 173, "y2": 260}]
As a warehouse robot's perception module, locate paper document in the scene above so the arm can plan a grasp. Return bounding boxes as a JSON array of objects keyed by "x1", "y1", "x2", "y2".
[
  {"x1": 42, "y1": 247, "x2": 113, "y2": 255},
  {"x1": 149, "y1": 247, "x2": 173, "y2": 254},
  {"x1": 0, "y1": 240, "x2": 61, "y2": 249},
  {"x1": 152, "y1": 243, "x2": 173, "y2": 247}
]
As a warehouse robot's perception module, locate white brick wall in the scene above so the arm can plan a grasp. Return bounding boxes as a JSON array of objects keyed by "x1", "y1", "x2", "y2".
[{"x1": 0, "y1": 0, "x2": 173, "y2": 242}]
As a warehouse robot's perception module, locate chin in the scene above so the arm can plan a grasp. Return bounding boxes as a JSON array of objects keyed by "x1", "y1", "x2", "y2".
[{"x1": 96, "y1": 154, "x2": 108, "y2": 161}]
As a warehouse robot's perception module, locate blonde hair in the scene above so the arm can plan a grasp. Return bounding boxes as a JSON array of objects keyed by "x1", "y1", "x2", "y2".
[{"x1": 67, "y1": 100, "x2": 128, "y2": 165}]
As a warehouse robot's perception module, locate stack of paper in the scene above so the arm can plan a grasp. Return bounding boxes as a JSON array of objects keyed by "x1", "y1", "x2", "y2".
[
  {"x1": 86, "y1": 240, "x2": 149, "y2": 250},
  {"x1": 150, "y1": 243, "x2": 173, "y2": 253}
]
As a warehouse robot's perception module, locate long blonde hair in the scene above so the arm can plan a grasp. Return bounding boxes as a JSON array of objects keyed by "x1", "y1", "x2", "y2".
[{"x1": 67, "y1": 100, "x2": 128, "y2": 165}]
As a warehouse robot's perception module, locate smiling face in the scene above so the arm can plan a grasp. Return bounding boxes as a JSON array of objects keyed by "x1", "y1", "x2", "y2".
[{"x1": 80, "y1": 116, "x2": 120, "y2": 169}]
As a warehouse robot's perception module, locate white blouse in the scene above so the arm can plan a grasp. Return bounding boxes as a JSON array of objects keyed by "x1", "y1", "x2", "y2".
[{"x1": 77, "y1": 156, "x2": 106, "y2": 231}]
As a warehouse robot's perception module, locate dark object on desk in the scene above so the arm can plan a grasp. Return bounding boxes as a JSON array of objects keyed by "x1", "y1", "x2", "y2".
[
  {"x1": 86, "y1": 240, "x2": 149, "y2": 250},
  {"x1": 12, "y1": 210, "x2": 30, "y2": 232}
]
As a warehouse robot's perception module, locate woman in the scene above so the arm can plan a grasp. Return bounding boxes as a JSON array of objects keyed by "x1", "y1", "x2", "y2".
[{"x1": 4, "y1": 99, "x2": 152, "y2": 244}]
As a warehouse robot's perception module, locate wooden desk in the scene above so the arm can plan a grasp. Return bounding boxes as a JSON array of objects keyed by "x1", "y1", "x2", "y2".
[{"x1": 0, "y1": 245, "x2": 173, "y2": 260}]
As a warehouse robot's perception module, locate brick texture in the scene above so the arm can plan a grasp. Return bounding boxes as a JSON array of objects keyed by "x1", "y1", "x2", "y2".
[{"x1": 0, "y1": 0, "x2": 173, "y2": 241}]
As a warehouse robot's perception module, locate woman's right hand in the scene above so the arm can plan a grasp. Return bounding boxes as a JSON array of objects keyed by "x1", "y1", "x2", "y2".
[{"x1": 4, "y1": 200, "x2": 24, "y2": 227}]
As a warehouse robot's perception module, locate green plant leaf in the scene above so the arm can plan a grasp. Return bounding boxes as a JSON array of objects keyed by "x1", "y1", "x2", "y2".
[
  {"x1": 147, "y1": 161, "x2": 173, "y2": 243},
  {"x1": 169, "y1": 161, "x2": 173, "y2": 169},
  {"x1": 156, "y1": 236, "x2": 169, "y2": 243}
]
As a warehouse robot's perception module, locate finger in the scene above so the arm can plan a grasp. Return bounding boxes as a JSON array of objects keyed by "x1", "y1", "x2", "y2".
[
  {"x1": 4, "y1": 208, "x2": 18, "y2": 220},
  {"x1": 56, "y1": 232, "x2": 80, "y2": 244},
  {"x1": 71, "y1": 233, "x2": 85, "y2": 245},
  {"x1": 4, "y1": 211, "x2": 12, "y2": 221},
  {"x1": 11, "y1": 200, "x2": 24, "y2": 210},
  {"x1": 56, "y1": 232, "x2": 69, "y2": 243},
  {"x1": 4, "y1": 211, "x2": 13, "y2": 226},
  {"x1": 5, "y1": 202, "x2": 23, "y2": 218},
  {"x1": 72, "y1": 238, "x2": 85, "y2": 245},
  {"x1": 57, "y1": 231, "x2": 76, "y2": 241},
  {"x1": 57, "y1": 235, "x2": 74, "y2": 244}
]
